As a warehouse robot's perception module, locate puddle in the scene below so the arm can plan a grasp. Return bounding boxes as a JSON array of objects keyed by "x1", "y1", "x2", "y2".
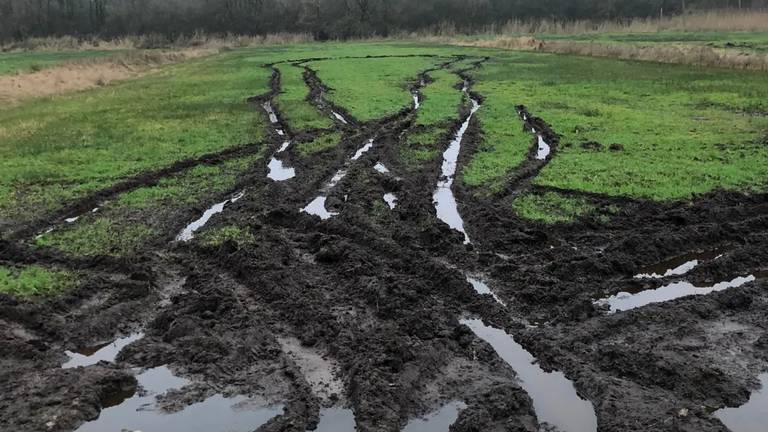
[
  {"x1": 302, "y1": 196, "x2": 338, "y2": 220},
  {"x1": 351, "y1": 139, "x2": 374, "y2": 161},
  {"x1": 466, "y1": 276, "x2": 506, "y2": 306},
  {"x1": 277, "y1": 129, "x2": 285, "y2": 136},
  {"x1": 412, "y1": 93, "x2": 420, "y2": 110},
  {"x1": 176, "y1": 191, "x2": 245, "y2": 242},
  {"x1": 268, "y1": 141, "x2": 296, "y2": 181},
  {"x1": 715, "y1": 373, "x2": 768, "y2": 432},
  {"x1": 635, "y1": 249, "x2": 725, "y2": 279},
  {"x1": 401, "y1": 401, "x2": 466, "y2": 432},
  {"x1": 263, "y1": 101, "x2": 279, "y2": 124},
  {"x1": 332, "y1": 111, "x2": 349, "y2": 125},
  {"x1": 76, "y1": 366, "x2": 283, "y2": 432},
  {"x1": 374, "y1": 162, "x2": 390, "y2": 174},
  {"x1": 313, "y1": 408, "x2": 356, "y2": 432},
  {"x1": 63, "y1": 333, "x2": 144, "y2": 369},
  {"x1": 268, "y1": 158, "x2": 297, "y2": 181},
  {"x1": 383, "y1": 193, "x2": 398, "y2": 209},
  {"x1": 597, "y1": 275, "x2": 756, "y2": 313},
  {"x1": 432, "y1": 95, "x2": 480, "y2": 244},
  {"x1": 65, "y1": 216, "x2": 79, "y2": 223},
  {"x1": 535, "y1": 135, "x2": 551, "y2": 160},
  {"x1": 461, "y1": 319, "x2": 597, "y2": 432}
]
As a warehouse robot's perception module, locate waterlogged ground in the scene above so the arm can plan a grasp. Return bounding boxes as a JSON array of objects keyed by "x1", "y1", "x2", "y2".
[{"x1": 1, "y1": 42, "x2": 767, "y2": 432}]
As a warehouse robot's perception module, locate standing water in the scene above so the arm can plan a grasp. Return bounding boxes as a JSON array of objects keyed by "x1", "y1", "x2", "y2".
[
  {"x1": 716, "y1": 373, "x2": 768, "y2": 432},
  {"x1": 263, "y1": 102, "x2": 279, "y2": 124},
  {"x1": 176, "y1": 191, "x2": 245, "y2": 242},
  {"x1": 63, "y1": 333, "x2": 144, "y2": 369},
  {"x1": 433, "y1": 94, "x2": 480, "y2": 244},
  {"x1": 461, "y1": 319, "x2": 597, "y2": 432},
  {"x1": 634, "y1": 248, "x2": 725, "y2": 279},
  {"x1": 596, "y1": 275, "x2": 756, "y2": 313},
  {"x1": 383, "y1": 193, "x2": 398, "y2": 209},
  {"x1": 332, "y1": 111, "x2": 349, "y2": 125},
  {"x1": 314, "y1": 408, "x2": 356, "y2": 432},
  {"x1": 76, "y1": 366, "x2": 283, "y2": 432},
  {"x1": 412, "y1": 93, "x2": 420, "y2": 110},
  {"x1": 535, "y1": 135, "x2": 551, "y2": 160},
  {"x1": 268, "y1": 141, "x2": 296, "y2": 181},
  {"x1": 401, "y1": 401, "x2": 466, "y2": 432}
]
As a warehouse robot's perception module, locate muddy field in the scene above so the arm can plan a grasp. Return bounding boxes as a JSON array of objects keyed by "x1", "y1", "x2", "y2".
[{"x1": 1, "y1": 52, "x2": 767, "y2": 432}]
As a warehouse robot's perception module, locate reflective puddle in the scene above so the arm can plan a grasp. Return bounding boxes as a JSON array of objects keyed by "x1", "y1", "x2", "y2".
[
  {"x1": 716, "y1": 373, "x2": 768, "y2": 432},
  {"x1": 597, "y1": 275, "x2": 756, "y2": 313},
  {"x1": 635, "y1": 249, "x2": 725, "y2": 279},
  {"x1": 374, "y1": 162, "x2": 390, "y2": 174},
  {"x1": 302, "y1": 196, "x2": 338, "y2": 220},
  {"x1": 535, "y1": 135, "x2": 551, "y2": 160},
  {"x1": 461, "y1": 319, "x2": 597, "y2": 432},
  {"x1": 263, "y1": 101, "x2": 279, "y2": 124},
  {"x1": 301, "y1": 139, "x2": 374, "y2": 220},
  {"x1": 63, "y1": 333, "x2": 144, "y2": 369},
  {"x1": 433, "y1": 94, "x2": 480, "y2": 244},
  {"x1": 332, "y1": 111, "x2": 349, "y2": 125},
  {"x1": 466, "y1": 276, "x2": 506, "y2": 307},
  {"x1": 176, "y1": 191, "x2": 245, "y2": 242},
  {"x1": 268, "y1": 141, "x2": 296, "y2": 181},
  {"x1": 412, "y1": 93, "x2": 420, "y2": 110},
  {"x1": 402, "y1": 401, "x2": 466, "y2": 432},
  {"x1": 383, "y1": 193, "x2": 398, "y2": 209},
  {"x1": 76, "y1": 366, "x2": 283, "y2": 432},
  {"x1": 313, "y1": 408, "x2": 356, "y2": 432}
]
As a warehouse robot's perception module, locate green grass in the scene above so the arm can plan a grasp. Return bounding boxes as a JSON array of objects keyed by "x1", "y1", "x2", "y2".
[
  {"x1": 461, "y1": 58, "x2": 533, "y2": 191},
  {"x1": 297, "y1": 131, "x2": 343, "y2": 156},
  {"x1": 512, "y1": 191, "x2": 595, "y2": 224},
  {"x1": 274, "y1": 64, "x2": 333, "y2": 131},
  {"x1": 416, "y1": 69, "x2": 464, "y2": 126},
  {"x1": 0, "y1": 50, "x2": 270, "y2": 229},
  {"x1": 307, "y1": 56, "x2": 443, "y2": 122},
  {"x1": 197, "y1": 225, "x2": 256, "y2": 249},
  {"x1": 400, "y1": 127, "x2": 445, "y2": 168},
  {"x1": 35, "y1": 155, "x2": 259, "y2": 258},
  {"x1": 0, "y1": 265, "x2": 78, "y2": 297},
  {"x1": 535, "y1": 31, "x2": 768, "y2": 53},
  {"x1": 463, "y1": 51, "x2": 768, "y2": 200},
  {"x1": 0, "y1": 50, "x2": 117, "y2": 75}
]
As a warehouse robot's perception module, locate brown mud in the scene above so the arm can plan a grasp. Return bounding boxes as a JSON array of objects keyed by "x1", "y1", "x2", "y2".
[{"x1": 1, "y1": 54, "x2": 767, "y2": 432}]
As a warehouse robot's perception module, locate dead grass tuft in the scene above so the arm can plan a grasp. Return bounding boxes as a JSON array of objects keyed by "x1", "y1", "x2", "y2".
[{"x1": 0, "y1": 49, "x2": 215, "y2": 106}]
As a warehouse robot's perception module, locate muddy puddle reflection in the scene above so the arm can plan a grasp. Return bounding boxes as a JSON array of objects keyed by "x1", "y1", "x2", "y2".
[
  {"x1": 301, "y1": 139, "x2": 374, "y2": 220},
  {"x1": 466, "y1": 276, "x2": 506, "y2": 306},
  {"x1": 402, "y1": 401, "x2": 466, "y2": 432},
  {"x1": 598, "y1": 275, "x2": 756, "y2": 313},
  {"x1": 176, "y1": 191, "x2": 245, "y2": 242},
  {"x1": 63, "y1": 333, "x2": 144, "y2": 369},
  {"x1": 716, "y1": 373, "x2": 768, "y2": 432},
  {"x1": 461, "y1": 319, "x2": 597, "y2": 432},
  {"x1": 433, "y1": 92, "x2": 480, "y2": 244},
  {"x1": 535, "y1": 135, "x2": 551, "y2": 160},
  {"x1": 383, "y1": 193, "x2": 398, "y2": 209},
  {"x1": 332, "y1": 111, "x2": 349, "y2": 124},
  {"x1": 412, "y1": 93, "x2": 420, "y2": 110},
  {"x1": 374, "y1": 162, "x2": 390, "y2": 174},
  {"x1": 634, "y1": 248, "x2": 725, "y2": 279},
  {"x1": 313, "y1": 408, "x2": 356, "y2": 432},
  {"x1": 77, "y1": 366, "x2": 283, "y2": 432},
  {"x1": 263, "y1": 101, "x2": 279, "y2": 124},
  {"x1": 268, "y1": 141, "x2": 296, "y2": 181}
]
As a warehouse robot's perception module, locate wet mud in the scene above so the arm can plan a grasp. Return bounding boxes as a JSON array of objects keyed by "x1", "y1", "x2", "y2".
[{"x1": 2, "y1": 54, "x2": 768, "y2": 432}]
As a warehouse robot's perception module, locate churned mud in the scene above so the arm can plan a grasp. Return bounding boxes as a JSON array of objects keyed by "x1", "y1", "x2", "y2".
[{"x1": 1, "y1": 53, "x2": 767, "y2": 432}]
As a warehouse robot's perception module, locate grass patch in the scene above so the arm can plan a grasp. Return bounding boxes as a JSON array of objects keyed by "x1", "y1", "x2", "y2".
[
  {"x1": 0, "y1": 265, "x2": 78, "y2": 297},
  {"x1": 416, "y1": 69, "x2": 464, "y2": 126},
  {"x1": 274, "y1": 64, "x2": 333, "y2": 131},
  {"x1": 297, "y1": 131, "x2": 343, "y2": 156},
  {"x1": 197, "y1": 225, "x2": 256, "y2": 249},
  {"x1": 400, "y1": 127, "x2": 445, "y2": 168},
  {"x1": 308, "y1": 56, "x2": 443, "y2": 122},
  {"x1": 0, "y1": 50, "x2": 270, "y2": 228},
  {"x1": 513, "y1": 192, "x2": 595, "y2": 224},
  {"x1": 0, "y1": 50, "x2": 117, "y2": 75},
  {"x1": 36, "y1": 155, "x2": 259, "y2": 258}
]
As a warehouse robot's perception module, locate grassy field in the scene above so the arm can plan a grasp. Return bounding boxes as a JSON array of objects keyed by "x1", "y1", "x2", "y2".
[
  {"x1": 0, "y1": 265, "x2": 77, "y2": 297},
  {"x1": 0, "y1": 40, "x2": 766, "y2": 275},
  {"x1": 534, "y1": 31, "x2": 768, "y2": 52},
  {"x1": 0, "y1": 50, "x2": 271, "y2": 230},
  {"x1": 0, "y1": 50, "x2": 118, "y2": 75}
]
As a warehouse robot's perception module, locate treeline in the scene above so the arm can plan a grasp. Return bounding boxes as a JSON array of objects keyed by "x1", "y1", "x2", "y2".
[{"x1": 1, "y1": 0, "x2": 766, "y2": 41}]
